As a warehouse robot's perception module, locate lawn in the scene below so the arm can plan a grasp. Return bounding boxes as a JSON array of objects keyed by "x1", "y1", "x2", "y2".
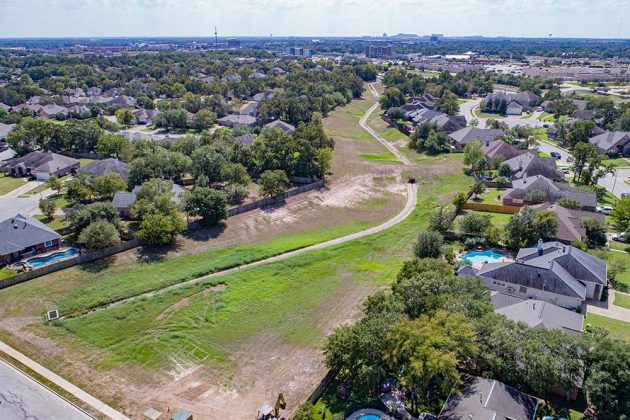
[
  {"x1": 0, "y1": 173, "x2": 27, "y2": 195},
  {"x1": 608, "y1": 251, "x2": 630, "y2": 292},
  {"x1": 614, "y1": 292, "x2": 630, "y2": 309},
  {"x1": 0, "y1": 267, "x2": 16, "y2": 279},
  {"x1": 55, "y1": 172, "x2": 470, "y2": 369},
  {"x1": 455, "y1": 209, "x2": 512, "y2": 228},
  {"x1": 79, "y1": 158, "x2": 96, "y2": 167},
  {"x1": 472, "y1": 105, "x2": 505, "y2": 119},
  {"x1": 34, "y1": 215, "x2": 70, "y2": 230},
  {"x1": 360, "y1": 152, "x2": 401, "y2": 163},
  {"x1": 538, "y1": 150, "x2": 551, "y2": 158},
  {"x1": 585, "y1": 313, "x2": 630, "y2": 341},
  {"x1": 475, "y1": 188, "x2": 505, "y2": 204},
  {"x1": 531, "y1": 127, "x2": 549, "y2": 142},
  {"x1": 603, "y1": 157, "x2": 630, "y2": 167}
]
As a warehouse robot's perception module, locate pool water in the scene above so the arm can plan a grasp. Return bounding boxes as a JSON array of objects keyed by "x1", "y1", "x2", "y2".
[
  {"x1": 358, "y1": 416, "x2": 381, "y2": 420},
  {"x1": 461, "y1": 249, "x2": 505, "y2": 265},
  {"x1": 27, "y1": 249, "x2": 77, "y2": 267}
]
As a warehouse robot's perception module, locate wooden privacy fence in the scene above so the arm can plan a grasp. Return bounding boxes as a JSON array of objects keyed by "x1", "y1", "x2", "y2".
[
  {"x1": 0, "y1": 239, "x2": 143, "y2": 290},
  {"x1": 462, "y1": 202, "x2": 520, "y2": 214}
]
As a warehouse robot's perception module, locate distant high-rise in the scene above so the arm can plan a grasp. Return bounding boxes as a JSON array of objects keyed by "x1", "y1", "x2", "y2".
[
  {"x1": 288, "y1": 47, "x2": 312, "y2": 58},
  {"x1": 430, "y1": 33, "x2": 444, "y2": 42},
  {"x1": 227, "y1": 38, "x2": 241, "y2": 49},
  {"x1": 365, "y1": 44, "x2": 394, "y2": 58}
]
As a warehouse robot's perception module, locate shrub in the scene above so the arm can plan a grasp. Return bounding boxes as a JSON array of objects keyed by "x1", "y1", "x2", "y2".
[
  {"x1": 459, "y1": 212, "x2": 492, "y2": 236},
  {"x1": 452, "y1": 192, "x2": 468, "y2": 207},
  {"x1": 464, "y1": 237, "x2": 487, "y2": 250},
  {"x1": 428, "y1": 205, "x2": 455, "y2": 233},
  {"x1": 413, "y1": 230, "x2": 444, "y2": 259},
  {"x1": 78, "y1": 220, "x2": 121, "y2": 250}
]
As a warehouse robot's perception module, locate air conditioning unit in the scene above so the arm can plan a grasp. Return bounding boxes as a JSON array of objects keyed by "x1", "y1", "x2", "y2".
[{"x1": 507, "y1": 286, "x2": 515, "y2": 293}]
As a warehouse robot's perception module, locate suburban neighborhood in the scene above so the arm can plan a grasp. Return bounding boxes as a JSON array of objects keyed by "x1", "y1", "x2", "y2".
[{"x1": 0, "y1": 4, "x2": 630, "y2": 420}]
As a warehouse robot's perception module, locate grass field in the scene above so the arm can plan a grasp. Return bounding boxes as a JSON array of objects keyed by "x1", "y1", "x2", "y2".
[
  {"x1": 60, "y1": 173, "x2": 468, "y2": 367},
  {"x1": 472, "y1": 105, "x2": 505, "y2": 119},
  {"x1": 585, "y1": 313, "x2": 630, "y2": 341},
  {"x1": 34, "y1": 215, "x2": 70, "y2": 230},
  {"x1": 360, "y1": 152, "x2": 401, "y2": 163},
  {"x1": 0, "y1": 267, "x2": 15, "y2": 279},
  {"x1": 0, "y1": 173, "x2": 27, "y2": 195},
  {"x1": 455, "y1": 209, "x2": 512, "y2": 228},
  {"x1": 603, "y1": 157, "x2": 630, "y2": 167},
  {"x1": 613, "y1": 292, "x2": 630, "y2": 309}
]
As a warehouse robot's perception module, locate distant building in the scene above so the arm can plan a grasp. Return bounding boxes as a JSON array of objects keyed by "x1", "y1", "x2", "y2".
[
  {"x1": 430, "y1": 33, "x2": 444, "y2": 42},
  {"x1": 263, "y1": 120, "x2": 295, "y2": 135},
  {"x1": 227, "y1": 38, "x2": 241, "y2": 49},
  {"x1": 288, "y1": 47, "x2": 313, "y2": 58},
  {"x1": 364, "y1": 44, "x2": 393, "y2": 58}
]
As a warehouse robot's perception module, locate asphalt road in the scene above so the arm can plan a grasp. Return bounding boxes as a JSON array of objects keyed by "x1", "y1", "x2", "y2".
[{"x1": 0, "y1": 358, "x2": 92, "y2": 420}]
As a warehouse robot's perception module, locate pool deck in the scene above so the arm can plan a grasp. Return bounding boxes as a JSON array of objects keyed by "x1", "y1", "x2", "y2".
[
  {"x1": 8, "y1": 247, "x2": 79, "y2": 270},
  {"x1": 456, "y1": 249, "x2": 514, "y2": 268},
  {"x1": 346, "y1": 408, "x2": 393, "y2": 420}
]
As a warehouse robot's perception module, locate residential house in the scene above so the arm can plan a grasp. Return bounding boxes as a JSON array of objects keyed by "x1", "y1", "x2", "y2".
[
  {"x1": 458, "y1": 241, "x2": 607, "y2": 309},
  {"x1": 217, "y1": 114, "x2": 257, "y2": 128},
  {"x1": 506, "y1": 101, "x2": 523, "y2": 115},
  {"x1": 481, "y1": 139, "x2": 528, "y2": 161},
  {"x1": 548, "y1": 120, "x2": 604, "y2": 141},
  {"x1": 235, "y1": 133, "x2": 257, "y2": 145},
  {"x1": 221, "y1": 74, "x2": 242, "y2": 83},
  {"x1": 491, "y1": 291, "x2": 584, "y2": 334},
  {"x1": 502, "y1": 175, "x2": 596, "y2": 211},
  {"x1": 107, "y1": 95, "x2": 137, "y2": 108},
  {"x1": 248, "y1": 72, "x2": 266, "y2": 79},
  {"x1": 264, "y1": 120, "x2": 295, "y2": 135},
  {"x1": 589, "y1": 131, "x2": 630, "y2": 155},
  {"x1": 66, "y1": 105, "x2": 91, "y2": 118},
  {"x1": 271, "y1": 67, "x2": 286, "y2": 75},
  {"x1": 252, "y1": 91, "x2": 275, "y2": 102},
  {"x1": 114, "y1": 184, "x2": 185, "y2": 217},
  {"x1": 133, "y1": 109, "x2": 161, "y2": 125},
  {"x1": 239, "y1": 102, "x2": 258, "y2": 117},
  {"x1": 0, "y1": 103, "x2": 10, "y2": 112},
  {"x1": 502, "y1": 152, "x2": 564, "y2": 180},
  {"x1": 37, "y1": 104, "x2": 69, "y2": 119},
  {"x1": 79, "y1": 158, "x2": 129, "y2": 181},
  {"x1": 530, "y1": 202, "x2": 604, "y2": 243},
  {"x1": 448, "y1": 127, "x2": 504, "y2": 150},
  {"x1": 407, "y1": 109, "x2": 466, "y2": 133},
  {"x1": 438, "y1": 375, "x2": 538, "y2": 420},
  {"x1": 201, "y1": 75, "x2": 215, "y2": 83},
  {"x1": 0, "y1": 214, "x2": 62, "y2": 265},
  {"x1": 483, "y1": 90, "x2": 541, "y2": 115},
  {"x1": 5, "y1": 151, "x2": 80, "y2": 180},
  {"x1": 86, "y1": 87, "x2": 102, "y2": 97},
  {"x1": 0, "y1": 122, "x2": 14, "y2": 141},
  {"x1": 572, "y1": 109, "x2": 595, "y2": 120}
]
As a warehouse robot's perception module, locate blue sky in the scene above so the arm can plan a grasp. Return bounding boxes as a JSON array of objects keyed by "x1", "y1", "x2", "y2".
[{"x1": 0, "y1": 0, "x2": 628, "y2": 39}]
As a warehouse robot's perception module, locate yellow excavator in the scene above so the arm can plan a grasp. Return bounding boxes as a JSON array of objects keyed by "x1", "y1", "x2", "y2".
[{"x1": 274, "y1": 393, "x2": 286, "y2": 419}]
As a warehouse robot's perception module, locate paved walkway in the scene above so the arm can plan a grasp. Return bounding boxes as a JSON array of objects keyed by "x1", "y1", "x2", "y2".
[
  {"x1": 0, "y1": 341, "x2": 130, "y2": 420},
  {"x1": 360, "y1": 83, "x2": 412, "y2": 166},
  {"x1": 71, "y1": 182, "x2": 418, "y2": 317},
  {"x1": 588, "y1": 289, "x2": 630, "y2": 323}
]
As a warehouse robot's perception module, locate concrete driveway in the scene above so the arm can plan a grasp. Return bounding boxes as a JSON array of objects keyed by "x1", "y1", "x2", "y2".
[{"x1": 0, "y1": 359, "x2": 92, "y2": 420}]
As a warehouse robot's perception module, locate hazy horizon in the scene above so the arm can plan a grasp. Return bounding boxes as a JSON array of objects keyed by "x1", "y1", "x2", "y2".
[{"x1": 0, "y1": 0, "x2": 628, "y2": 39}]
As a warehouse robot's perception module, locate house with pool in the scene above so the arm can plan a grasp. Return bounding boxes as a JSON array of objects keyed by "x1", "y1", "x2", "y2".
[
  {"x1": 0, "y1": 214, "x2": 61, "y2": 265},
  {"x1": 458, "y1": 241, "x2": 606, "y2": 309}
]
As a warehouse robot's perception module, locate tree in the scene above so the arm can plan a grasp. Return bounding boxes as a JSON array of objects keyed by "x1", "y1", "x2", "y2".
[
  {"x1": 506, "y1": 206, "x2": 537, "y2": 248},
  {"x1": 259, "y1": 170, "x2": 290, "y2": 199},
  {"x1": 65, "y1": 173, "x2": 92, "y2": 203},
  {"x1": 192, "y1": 108, "x2": 216, "y2": 131},
  {"x1": 572, "y1": 142, "x2": 601, "y2": 184},
  {"x1": 498, "y1": 162, "x2": 513, "y2": 178},
  {"x1": 91, "y1": 173, "x2": 127, "y2": 200},
  {"x1": 136, "y1": 212, "x2": 186, "y2": 245},
  {"x1": 183, "y1": 187, "x2": 228, "y2": 226},
  {"x1": 386, "y1": 107, "x2": 406, "y2": 121},
  {"x1": 459, "y1": 212, "x2": 492, "y2": 236},
  {"x1": 221, "y1": 162, "x2": 250, "y2": 186},
  {"x1": 379, "y1": 87, "x2": 405, "y2": 110},
  {"x1": 435, "y1": 90, "x2": 460, "y2": 116},
  {"x1": 316, "y1": 148, "x2": 333, "y2": 178},
  {"x1": 470, "y1": 181, "x2": 486, "y2": 198},
  {"x1": 413, "y1": 230, "x2": 444, "y2": 259},
  {"x1": 567, "y1": 120, "x2": 595, "y2": 148},
  {"x1": 38, "y1": 199, "x2": 56, "y2": 219},
  {"x1": 452, "y1": 192, "x2": 468, "y2": 207},
  {"x1": 582, "y1": 216, "x2": 607, "y2": 247},
  {"x1": 45, "y1": 175, "x2": 64, "y2": 196},
  {"x1": 463, "y1": 141, "x2": 485, "y2": 175},
  {"x1": 67, "y1": 202, "x2": 121, "y2": 235},
  {"x1": 533, "y1": 210, "x2": 558, "y2": 240},
  {"x1": 97, "y1": 134, "x2": 128, "y2": 158},
  {"x1": 556, "y1": 196, "x2": 582, "y2": 210},
  {"x1": 527, "y1": 188, "x2": 546, "y2": 202},
  {"x1": 495, "y1": 176, "x2": 510, "y2": 189},
  {"x1": 611, "y1": 195, "x2": 630, "y2": 230},
  {"x1": 420, "y1": 130, "x2": 451, "y2": 155},
  {"x1": 191, "y1": 145, "x2": 226, "y2": 183},
  {"x1": 225, "y1": 183, "x2": 248, "y2": 205},
  {"x1": 115, "y1": 108, "x2": 134, "y2": 126},
  {"x1": 292, "y1": 402, "x2": 315, "y2": 420},
  {"x1": 428, "y1": 206, "x2": 455, "y2": 233},
  {"x1": 78, "y1": 220, "x2": 121, "y2": 250}
]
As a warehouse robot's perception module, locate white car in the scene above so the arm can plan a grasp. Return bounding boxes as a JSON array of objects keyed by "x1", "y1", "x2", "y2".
[
  {"x1": 559, "y1": 167, "x2": 570, "y2": 173},
  {"x1": 612, "y1": 232, "x2": 626, "y2": 242},
  {"x1": 596, "y1": 206, "x2": 614, "y2": 215}
]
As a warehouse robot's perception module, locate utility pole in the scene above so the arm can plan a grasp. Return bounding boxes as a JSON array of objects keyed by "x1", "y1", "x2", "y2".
[
  {"x1": 214, "y1": 26, "x2": 218, "y2": 48},
  {"x1": 612, "y1": 166, "x2": 619, "y2": 197}
]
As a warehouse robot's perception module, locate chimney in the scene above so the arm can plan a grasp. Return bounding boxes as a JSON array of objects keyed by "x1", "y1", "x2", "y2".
[
  {"x1": 518, "y1": 158, "x2": 523, "y2": 170},
  {"x1": 537, "y1": 239, "x2": 544, "y2": 256}
]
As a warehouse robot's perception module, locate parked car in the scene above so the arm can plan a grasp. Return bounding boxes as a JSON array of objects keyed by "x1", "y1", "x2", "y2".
[
  {"x1": 559, "y1": 167, "x2": 570, "y2": 173},
  {"x1": 543, "y1": 123, "x2": 549, "y2": 128},
  {"x1": 596, "y1": 206, "x2": 614, "y2": 215},
  {"x1": 550, "y1": 151, "x2": 561, "y2": 159},
  {"x1": 612, "y1": 232, "x2": 626, "y2": 242},
  {"x1": 622, "y1": 192, "x2": 629, "y2": 198}
]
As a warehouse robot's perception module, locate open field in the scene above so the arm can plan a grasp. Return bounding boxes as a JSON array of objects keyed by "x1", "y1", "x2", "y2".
[{"x1": 0, "y1": 173, "x2": 27, "y2": 195}]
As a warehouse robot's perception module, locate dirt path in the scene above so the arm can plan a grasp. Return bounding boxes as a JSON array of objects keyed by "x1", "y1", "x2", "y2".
[
  {"x1": 360, "y1": 83, "x2": 412, "y2": 166},
  {"x1": 69, "y1": 183, "x2": 417, "y2": 318},
  {"x1": 0, "y1": 340, "x2": 129, "y2": 420}
]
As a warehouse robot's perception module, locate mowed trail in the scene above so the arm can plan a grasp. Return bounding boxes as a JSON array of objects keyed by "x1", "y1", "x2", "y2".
[{"x1": 359, "y1": 83, "x2": 413, "y2": 165}]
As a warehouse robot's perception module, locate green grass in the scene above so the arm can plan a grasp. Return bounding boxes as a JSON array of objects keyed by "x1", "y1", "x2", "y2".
[
  {"x1": 614, "y1": 292, "x2": 630, "y2": 309},
  {"x1": 531, "y1": 127, "x2": 549, "y2": 142},
  {"x1": 56, "y1": 171, "x2": 471, "y2": 369},
  {"x1": 455, "y1": 209, "x2": 512, "y2": 227},
  {"x1": 472, "y1": 105, "x2": 505, "y2": 119},
  {"x1": 603, "y1": 157, "x2": 630, "y2": 167},
  {"x1": 0, "y1": 267, "x2": 16, "y2": 279},
  {"x1": 538, "y1": 150, "x2": 551, "y2": 158},
  {"x1": 25, "y1": 182, "x2": 50, "y2": 196},
  {"x1": 0, "y1": 173, "x2": 27, "y2": 195},
  {"x1": 34, "y1": 215, "x2": 70, "y2": 230},
  {"x1": 78, "y1": 158, "x2": 96, "y2": 167},
  {"x1": 585, "y1": 313, "x2": 630, "y2": 341},
  {"x1": 360, "y1": 152, "x2": 401, "y2": 163},
  {"x1": 50, "y1": 196, "x2": 70, "y2": 209},
  {"x1": 475, "y1": 188, "x2": 505, "y2": 204}
]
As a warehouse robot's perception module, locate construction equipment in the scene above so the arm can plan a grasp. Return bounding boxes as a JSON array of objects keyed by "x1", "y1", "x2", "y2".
[{"x1": 273, "y1": 393, "x2": 286, "y2": 419}]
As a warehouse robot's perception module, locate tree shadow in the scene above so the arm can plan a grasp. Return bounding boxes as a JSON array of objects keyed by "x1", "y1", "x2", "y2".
[
  {"x1": 78, "y1": 256, "x2": 115, "y2": 273},
  {"x1": 181, "y1": 222, "x2": 227, "y2": 241},
  {"x1": 136, "y1": 240, "x2": 183, "y2": 263}
]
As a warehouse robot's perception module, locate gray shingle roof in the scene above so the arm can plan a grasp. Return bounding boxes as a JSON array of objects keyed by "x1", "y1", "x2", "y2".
[
  {"x1": 491, "y1": 291, "x2": 584, "y2": 334},
  {"x1": 530, "y1": 203, "x2": 603, "y2": 243},
  {"x1": 80, "y1": 158, "x2": 129, "y2": 181},
  {"x1": 502, "y1": 152, "x2": 564, "y2": 180},
  {"x1": 6, "y1": 151, "x2": 79, "y2": 175},
  {"x1": 589, "y1": 131, "x2": 630, "y2": 153},
  {"x1": 0, "y1": 213, "x2": 61, "y2": 256},
  {"x1": 439, "y1": 375, "x2": 538, "y2": 420},
  {"x1": 448, "y1": 127, "x2": 504, "y2": 147},
  {"x1": 504, "y1": 175, "x2": 596, "y2": 208},
  {"x1": 263, "y1": 120, "x2": 295, "y2": 134}
]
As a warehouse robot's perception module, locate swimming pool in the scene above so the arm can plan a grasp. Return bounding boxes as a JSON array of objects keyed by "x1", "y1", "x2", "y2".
[
  {"x1": 27, "y1": 248, "x2": 77, "y2": 267},
  {"x1": 358, "y1": 416, "x2": 381, "y2": 420},
  {"x1": 461, "y1": 249, "x2": 505, "y2": 265}
]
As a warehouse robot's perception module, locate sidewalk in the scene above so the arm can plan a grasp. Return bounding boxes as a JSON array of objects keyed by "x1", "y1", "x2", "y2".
[{"x1": 0, "y1": 340, "x2": 130, "y2": 420}]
